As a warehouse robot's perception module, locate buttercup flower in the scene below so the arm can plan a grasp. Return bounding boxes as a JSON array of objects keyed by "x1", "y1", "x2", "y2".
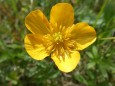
[{"x1": 24, "y1": 3, "x2": 96, "y2": 72}]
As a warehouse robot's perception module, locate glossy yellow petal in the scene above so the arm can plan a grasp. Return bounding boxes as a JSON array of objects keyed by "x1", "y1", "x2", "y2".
[
  {"x1": 25, "y1": 10, "x2": 50, "y2": 35},
  {"x1": 70, "y1": 22, "x2": 96, "y2": 50},
  {"x1": 51, "y1": 51, "x2": 80, "y2": 73},
  {"x1": 50, "y1": 3, "x2": 74, "y2": 29},
  {"x1": 24, "y1": 34, "x2": 49, "y2": 60}
]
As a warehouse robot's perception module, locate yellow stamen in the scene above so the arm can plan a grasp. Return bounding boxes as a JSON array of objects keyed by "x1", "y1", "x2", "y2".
[{"x1": 53, "y1": 32, "x2": 63, "y2": 42}]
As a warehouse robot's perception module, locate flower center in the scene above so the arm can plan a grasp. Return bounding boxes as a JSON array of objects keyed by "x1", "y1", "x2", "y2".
[
  {"x1": 42, "y1": 29, "x2": 76, "y2": 61},
  {"x1": 53, "y1": 32, "x2": 63, "y2": 42}
]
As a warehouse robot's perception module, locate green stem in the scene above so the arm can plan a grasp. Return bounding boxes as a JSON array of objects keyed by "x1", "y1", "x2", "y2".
[{"x1": 98, "y1": 37, "x2": 115, "y2": 40}]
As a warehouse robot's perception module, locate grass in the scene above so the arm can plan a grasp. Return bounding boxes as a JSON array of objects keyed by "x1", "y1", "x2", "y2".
[{"x1": 0, "y1": 0, "x2": 115, "y2": 86}]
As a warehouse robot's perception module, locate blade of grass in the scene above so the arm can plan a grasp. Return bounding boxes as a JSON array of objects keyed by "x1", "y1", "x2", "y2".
[{"x1": 93, "y1": 0, "x2": 109, "y2": 27}]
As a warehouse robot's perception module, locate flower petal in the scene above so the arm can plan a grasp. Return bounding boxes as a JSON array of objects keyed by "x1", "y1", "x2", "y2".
[
  {"x1": 70, "y1": 22, "x2": 96, "y2": 50},
  {"x1": 50, "y1": 3, "x2": 74, "y2": 28},
  {"x1": 25, "y1": 10, "x2": 50, "y2": 35},
  {"x1": 24, "y1": 34, "x2": 49, "y2": 60},
  {"x1": 51, "y1": 51, "x2": 80, "y2": 73}
]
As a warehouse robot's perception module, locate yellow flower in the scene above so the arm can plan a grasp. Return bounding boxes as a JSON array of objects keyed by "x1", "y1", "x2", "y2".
[{"x1": 24, "y1": 3, "x2": 96, "y2": 72}]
